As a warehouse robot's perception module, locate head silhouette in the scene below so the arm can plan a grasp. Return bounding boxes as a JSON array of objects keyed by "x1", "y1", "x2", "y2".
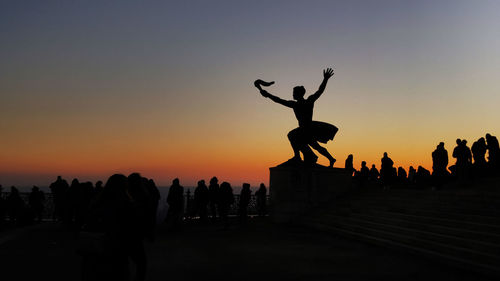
[
  {"x1": 173, "y1": 178, "x2": 179, "y2": 185},
  {"x1": 456, "y1": 138, "x2": 461, "y2": 145},
  {"x1": 293, "y1": 86, "x2": 306, "y2": 100},
  {"x1": 383, "y1": 152, "x2": 388, "y2": 157},
  {"x1": 210, "y1": 177, "x2": 218, "y2": 185},
  {"x1": 361, "y1": 161, "x2": 367, "y2": 167}
]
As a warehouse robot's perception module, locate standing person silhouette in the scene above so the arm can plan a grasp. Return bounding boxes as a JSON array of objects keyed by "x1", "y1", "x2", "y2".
[{"x1": 255, "y1": 68, "x2": 338, "y2": 167}]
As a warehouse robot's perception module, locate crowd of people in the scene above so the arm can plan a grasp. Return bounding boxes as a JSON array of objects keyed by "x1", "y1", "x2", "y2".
[
  {"x1": 346, "y1": 133, "x2": 500, "y2": 189},
  {"x1": 0, "y1": 185, "x2": 46, "y2": 227},
  {"x1": 0, "y1": 173, "x2": 268, "y2": 280},
  {"x1": 164, "y1": 177, "x2": 268, "y2": 230}
]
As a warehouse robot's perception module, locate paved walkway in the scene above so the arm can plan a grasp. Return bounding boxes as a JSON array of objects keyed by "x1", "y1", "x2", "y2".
[{"x1": 0, "y1": 219, "x2": 493, "y2": 281}]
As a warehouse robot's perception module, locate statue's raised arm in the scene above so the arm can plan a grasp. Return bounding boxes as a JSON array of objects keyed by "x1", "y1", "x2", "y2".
[{"x1": 308, "y1": 68, "x2": 334, "y2": 102}]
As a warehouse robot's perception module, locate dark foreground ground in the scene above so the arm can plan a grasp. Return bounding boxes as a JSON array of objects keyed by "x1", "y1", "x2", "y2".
[{"x1": 0, "y1": 219, "x2": 494, "y2": 281}]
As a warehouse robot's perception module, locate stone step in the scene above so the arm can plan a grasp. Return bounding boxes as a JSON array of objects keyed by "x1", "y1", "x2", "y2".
[
  {"x1": 328, "y1": 204, "x2": 500, "y2": 226},
  {"x1": 303, "y1": 217, "x2": 500, "y2": 268},
  {"x1": 348, "y1": 212, "x2": 500, "y2": 244},
  {"x1": 350, "y1": 195, "x2": 500, "y2": 208},
  {"x1": 336, "y1": 199, "x2": 500, "y2": 217},
  {"x1": 318, "y1": 214, "x2": 500, "y2": 256},
  {"x1": 356, "y1": 193, "x2": 500, "y2": 205},
  {"x1": 300, "y1": 219, "x2": 500, "y2": 277}
]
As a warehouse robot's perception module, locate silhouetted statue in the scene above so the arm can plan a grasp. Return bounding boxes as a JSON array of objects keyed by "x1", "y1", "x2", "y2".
[
  {"x1": 368, "y1": 164, "x2": 380, "y2": 181},
  {"x1": 166, "y1": 178, "x2": 184, "y2": 230},
  {"x1": 194, "y1": 180, "x2": 209, "y2": 223},
  {"x1": 431, "y1": 142, "x2": 449, "y2": 187},
  {"x1": 345, "y1": 154, "x2": 354, "y2": 176},
  {"x1": 486, "y1": 133, "x2": 500, "y2": 169},
  {"x1": 29, "y1": 186, "x2": 45, "y2": 222},
  {"x1": 218, "y1": 181, "x2": 234, "y2": 228},
  {"x1": 380, "y1": 152, "x2": 395, "y2": 187},
  {"x1": 208, "y1": 176, "x2": 219, "y2": 223},
  {"x1": 239, "y1": 183, "x2": 252, "y2": 222},
  {"x1": 49, "y1": 175, "x2": 69, "y2": 221},
  {"x1": 397, "y1": 167, "x2": 407, "y2": 182},
  {"x1": 255, "y1": 183, "x2": 267, "y2": 217},
  {"x1": 255, "y1": 68, "x2": 338, "y2": 166}
]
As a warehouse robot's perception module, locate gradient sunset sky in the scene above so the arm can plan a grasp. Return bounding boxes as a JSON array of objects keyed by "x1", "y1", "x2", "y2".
[{"x1": 1, "y1": 0, "x2": 499, "y2": 187}]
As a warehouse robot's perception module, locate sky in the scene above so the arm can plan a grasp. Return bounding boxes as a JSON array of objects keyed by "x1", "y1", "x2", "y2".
[{"x1": 1, "y1": 0, "x2": 499, "y2": 187}]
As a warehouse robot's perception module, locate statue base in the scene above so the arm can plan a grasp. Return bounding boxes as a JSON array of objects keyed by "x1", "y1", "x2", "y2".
[{"x1": 269, "y1": 161, "x2": 352, "y2": 223}]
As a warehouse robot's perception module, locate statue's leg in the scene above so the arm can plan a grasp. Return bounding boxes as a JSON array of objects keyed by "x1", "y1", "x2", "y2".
[
  {"x1": 310, "y1": 141, "x2": 336, "y2": 167},
  {"x1": 287, "y1": 128, "x2": 302, "y2": 160}
]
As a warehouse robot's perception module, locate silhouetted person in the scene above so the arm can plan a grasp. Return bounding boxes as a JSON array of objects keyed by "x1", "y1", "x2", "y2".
[
  {"x1": 218, "y1": 182, "x2": 234, "y2": 228},
  {"x1": 432, "y1": 142, "x2": 449, "y2": 187},
  {"x1": 368, "y1": 164, "x2": 380, "y2": 182},
  {"x1": 380, "y1": 152, "x2": 395, "y2": 187},
  {"x1": 397, "y1": 167, "x2": 407, "y2": 183},
  {"x1": 49, "y1": 175, "x2": 69, "y2": 221},
  {"x1": 86, "y1": 174, "x2": 141, "y2": 281},
  {"x1": 463, "y1": 140, "x2": 472, "y2": 164},
  {"x1": 145, "y1": 179, "x2": 160, "y2": 240},
  {"x1": 6, "y1": 186, "x2": 24, "y2": 224},
  {"x1": 355, "y1": 161, "x2": 370, "y2": 188},
  {"x1": 239, "y1": 183, "x2": 252, "y2": 222},
  {"x1": 432, "y1": 142, "x2": 449, "y2": 175},
  {"x1": 452, "y1": 138, "x2": 470, "y2": 179},
  {"x1": 185, "y1": 189, "x2": 194, "y2": 220},
  {"x1": 166, "y1": 178, "x2": 184, "y2": 229},
  {"x1": 94, "y1": 180, "x2": 104, "y2": 197},
  {"x1": 415, "y1": 166, "x2": 431, "y2": 186},
  {"x1": 486, "y1": 133, "x2": 500, "y2": 169},
  {"x1": 471, "y1": 138, "x2": 487, "y2": 177},
  {"x1": 125, "y1": 173, "x2": 150, "y2": 281},
  {"x1": 255, "y1": 68, "x2": 338, "y2": 166},
  {"x1": 208, "y1": 177, "x2": 219, "y2": 222},
  {"x1": 29, "y1": 186, "x2": 45, "y2": 222},
  {"x1": 255, "y1": 183, "x2": 267, "y2": 217},
  {"x1": 64, "y1": 178, "x2": 81, "y2": 226},
  {"x1": 408, "y1": 166, "x2": 416, "y2": 183},
  {"x1": 0, "y1": 185, "x2": 6, "y2": 227},
  {"x1": 345, "y1": 154, "x2": 354, "y2": 176},
  {"x1": 194, "y1": 180, "x2": 209, "y2": 223},
  {"x1": 77, "y1": 181, "x2": 94, "y2": 230}
]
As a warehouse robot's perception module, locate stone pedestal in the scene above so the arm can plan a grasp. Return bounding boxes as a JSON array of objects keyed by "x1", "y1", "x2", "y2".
[{"x1": 269, "y1": 163, "x2": 352, "y2": 223}]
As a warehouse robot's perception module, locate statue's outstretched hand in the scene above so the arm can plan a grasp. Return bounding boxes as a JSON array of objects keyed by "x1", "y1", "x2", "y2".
[
  {"x1": 260, "y1": 89, "x2": 270, "y2": 98},
  {"x1": 323, "y1": 68, "x2": 334, "y2": 79}
]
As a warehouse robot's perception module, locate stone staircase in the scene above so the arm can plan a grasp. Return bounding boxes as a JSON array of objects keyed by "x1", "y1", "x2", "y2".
[{"x1": 300, "y1": 188, "x2": 500, "y2": 276}]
